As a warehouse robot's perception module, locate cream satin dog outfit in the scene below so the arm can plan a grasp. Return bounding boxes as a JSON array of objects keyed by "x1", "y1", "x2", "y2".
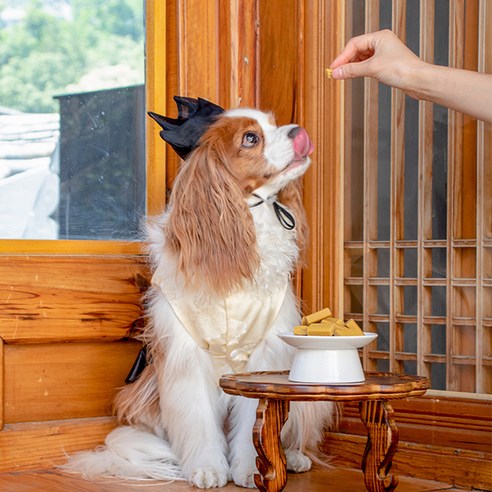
[{"x1": 152, "y1": 266, "x2": 287, "y2": 376}]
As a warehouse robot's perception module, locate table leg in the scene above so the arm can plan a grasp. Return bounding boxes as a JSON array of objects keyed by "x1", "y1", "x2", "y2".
[
  {"x1": 359, "y1": 400, "x2": 399, "y2": 492},
  {"x1": 253, "y1": 398, "x2": 290, "y2": 492}
]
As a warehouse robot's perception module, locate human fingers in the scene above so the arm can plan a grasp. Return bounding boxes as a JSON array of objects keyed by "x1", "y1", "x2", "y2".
[
  {"x1": 330, "y1": 32, "x2": 381, "y2": 69},
  {"x1": 331, "y1": 60, "x2": 375, "y2": 80},
  {"x1": 329, "y1": 30, "x2": 416, "y2": 81}
]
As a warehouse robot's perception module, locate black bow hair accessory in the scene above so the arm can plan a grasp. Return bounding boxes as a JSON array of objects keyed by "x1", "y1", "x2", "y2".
[{"x1": 148, "y1": 96, "x2": 225, "y2": 159}]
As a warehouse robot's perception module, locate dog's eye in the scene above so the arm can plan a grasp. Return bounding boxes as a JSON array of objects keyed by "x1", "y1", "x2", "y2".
[{"x1": 242, "y1": 132, "x2": 260, "y2": 148}]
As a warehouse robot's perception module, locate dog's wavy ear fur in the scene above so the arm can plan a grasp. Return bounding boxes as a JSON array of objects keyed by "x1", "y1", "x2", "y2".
[{"x1": 164, "y1": 142, "x2": 260, "y2": 297}]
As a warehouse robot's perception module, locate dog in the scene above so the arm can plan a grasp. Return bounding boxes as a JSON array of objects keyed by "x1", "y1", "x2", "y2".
[{"x1": 64, "y1": 98, "x2": 336, "y2": 489}]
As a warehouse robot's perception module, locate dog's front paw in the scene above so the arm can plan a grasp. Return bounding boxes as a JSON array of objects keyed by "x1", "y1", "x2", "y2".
[
  {"x1": 189, "y1": 466, "x2": 228, "y2": 489},
  {"x1": 230, "y1": 460, "x2": 256, "y2": 489},
  {"x1": 286, "y1": 449, "x2": 312, "y2": 473}
]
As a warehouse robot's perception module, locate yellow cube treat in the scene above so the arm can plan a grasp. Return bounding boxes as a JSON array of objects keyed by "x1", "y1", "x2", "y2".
[
  {"x1": 334, "y1": 319, "x2": 364, "y2": 336},
  {"x1": 325, "y1": 68, "x2": 333, "y2": 79},
  {"x1": 322, "y1": 317, "x2": 345, "y2": 327},
  {"x1": 344, "y1": 319, "x2": 365, "y2": 336},
  {"x1": 301, "y1": 307, "x2": 332, "y2": 325},
  {"x1": 318, "y1": 319, "x2": 339, "y2": 331},
  {"x1": 334, "y1": 325, "x2": 350, "y2": 336},
  {"x1": 307, "y1": 323, "x2": 336, "y2": 336},
  {"x1": 293, "y1": 325, "x2": 308, "y2": 336}
]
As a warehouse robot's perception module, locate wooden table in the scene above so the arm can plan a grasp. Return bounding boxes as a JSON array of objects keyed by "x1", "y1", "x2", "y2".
[{"x1": 219, "y1": 371, "x2": 429, "y2": 492}]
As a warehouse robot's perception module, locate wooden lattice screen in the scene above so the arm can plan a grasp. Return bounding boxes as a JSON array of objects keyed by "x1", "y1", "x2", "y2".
[{"x1": 343, "y1": 0, "x2": 491, "y2": 393}]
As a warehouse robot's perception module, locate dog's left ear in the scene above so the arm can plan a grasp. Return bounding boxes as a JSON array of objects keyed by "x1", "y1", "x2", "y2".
[{"x1": 164, "y1": 142, "x2": 259, "y2": 297}]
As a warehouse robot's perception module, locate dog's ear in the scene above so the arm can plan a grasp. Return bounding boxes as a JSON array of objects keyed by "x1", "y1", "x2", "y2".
[{"x1": 165, "y1": 143, "x2": 259, "y2": 296}]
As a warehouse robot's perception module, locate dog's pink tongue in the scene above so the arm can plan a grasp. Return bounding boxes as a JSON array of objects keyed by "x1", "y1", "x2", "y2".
[{"x1": 293, "y1": 127, "x2": 315, "y2": 160}]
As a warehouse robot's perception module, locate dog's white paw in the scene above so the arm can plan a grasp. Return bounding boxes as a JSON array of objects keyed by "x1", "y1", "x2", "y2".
[
  {"x1": 189, "y1": 466, "x2": 228, "y2": 489},
  {"x1": 230, "y1": 461, "x2": 257, "y2": 489},
  {"x1": 286, "y1": 449, "x2": 312, "y2": 473}
]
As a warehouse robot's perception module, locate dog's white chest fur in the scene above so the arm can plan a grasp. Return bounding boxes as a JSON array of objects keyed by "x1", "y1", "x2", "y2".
[
  {"x1": 248, "y1": 194, "x2": 299, "y2": 292},
  {"x1": 152, "y1": 198, "x2": 298, "y2": 375}
]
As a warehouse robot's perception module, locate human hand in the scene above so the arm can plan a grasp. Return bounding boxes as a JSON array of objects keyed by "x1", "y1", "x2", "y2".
[
  {"x1": 328, "y1": 29, "x2": 492, "y2": 124},
  {"x1": 329, "y1": 30, "x2": 423, "y2": 91}
]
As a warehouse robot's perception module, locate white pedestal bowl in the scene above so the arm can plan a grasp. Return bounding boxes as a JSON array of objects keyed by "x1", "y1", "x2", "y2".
[{"x1": 278, "y1": 332, "x2": 378, "y2": 384}]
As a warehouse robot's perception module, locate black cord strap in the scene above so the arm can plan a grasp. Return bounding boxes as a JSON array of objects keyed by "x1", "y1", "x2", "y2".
[
  {"x1": 125, "y1": 346, "x2": 148, "y2": 383},
  {"x1": 272, "y1": 201, "x2": 295, "y2": 230},
  {"x1": 249, "y1": 194, "x2": 296, "y2": 230}
]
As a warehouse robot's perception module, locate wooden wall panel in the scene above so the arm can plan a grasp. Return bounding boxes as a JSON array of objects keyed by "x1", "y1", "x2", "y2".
[
  {"x1": 164, "y1": 0, "x2": 259, "y2": 186},
  {"x1": 301, "y1": 0, "x2": 345, "y2": 315},
  {"x1": 323, "y1": 432, "x2": 491, "y2": 491},
  {"x1": 0, "y1": 256, "x2": 149, "y2": 344},
  {"x1": 220, "y1": 0, "x2": 258, "y2": 108},
  {"x1": 4, "y1": 341, "x2": 141, "y2": 424},
  {"x1": 0, "y1": 255, "x2": 147, "y2": 468},
  {"x1": 340, "y1": 396, "x2": 492, "y2": 454},
  {"x1": 257, "y1": 0, "x2": 300, "y2": 125},
  {"x1": 0, "y1": 417, "x2": 117, "y2": 472}
]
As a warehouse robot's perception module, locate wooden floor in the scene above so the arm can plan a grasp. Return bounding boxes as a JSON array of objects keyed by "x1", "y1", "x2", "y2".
[{"x1": 0, "y1": 466, "x2": 465, "y2": 492}]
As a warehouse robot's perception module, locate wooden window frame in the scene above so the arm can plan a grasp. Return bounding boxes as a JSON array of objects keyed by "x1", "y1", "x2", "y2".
[{"x1": 0, "y1": 0, "x2": 166, "y2": 255}]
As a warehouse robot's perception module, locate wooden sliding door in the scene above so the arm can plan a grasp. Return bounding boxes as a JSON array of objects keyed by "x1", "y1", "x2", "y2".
[
  {"x1": 343, "y1": 0, "x2": 491, "y2": 395},
  {"x1": 336, "y1": 1, "x2": 491, "y2": 488}
]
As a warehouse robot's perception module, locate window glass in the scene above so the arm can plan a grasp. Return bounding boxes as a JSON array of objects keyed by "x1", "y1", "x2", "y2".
[{"x1": 0, "y1": 0, "x2": 145, "y2": 240}]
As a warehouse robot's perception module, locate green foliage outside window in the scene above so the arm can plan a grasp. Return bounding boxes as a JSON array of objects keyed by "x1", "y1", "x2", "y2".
[{"x1": 0, "y1": 0, "x2": 144, "y2": 113}]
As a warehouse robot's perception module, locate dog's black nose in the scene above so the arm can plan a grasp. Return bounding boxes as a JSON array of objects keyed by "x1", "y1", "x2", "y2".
[{"x1": 288, "y1": 126, "x2": 301, "y2": 139}]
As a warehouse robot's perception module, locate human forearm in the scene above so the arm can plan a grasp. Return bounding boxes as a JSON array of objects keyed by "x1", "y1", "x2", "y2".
[{"x1": 403, "y1": 63, "x2": 492, "y2": 124}]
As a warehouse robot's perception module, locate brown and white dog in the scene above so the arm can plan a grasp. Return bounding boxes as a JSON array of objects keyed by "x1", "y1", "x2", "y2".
[{"x1": 64, "y1": 105, "x2": 336, "y2": 488}]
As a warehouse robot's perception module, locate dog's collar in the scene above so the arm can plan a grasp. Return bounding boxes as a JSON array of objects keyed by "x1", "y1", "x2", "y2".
[{"x1": 248, "y1": 193, "x2": 295, "y2": 230}]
